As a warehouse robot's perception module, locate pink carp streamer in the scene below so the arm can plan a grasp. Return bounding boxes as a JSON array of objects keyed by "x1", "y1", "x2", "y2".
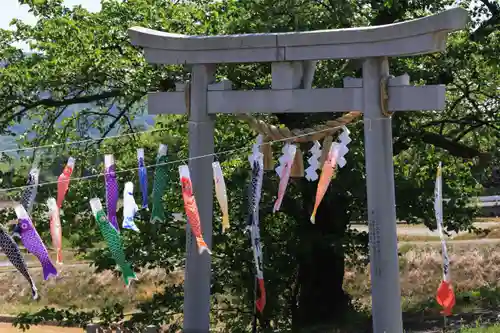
[
  {"x1": 47, "y1": 198, "x2": 63, "y2": 264},
  {"x1": 57, "y1": 157, "x2": 75, "y2": 208},
  {"x1": 273, "y1": 144, "x2": 296, "y2": 213}
]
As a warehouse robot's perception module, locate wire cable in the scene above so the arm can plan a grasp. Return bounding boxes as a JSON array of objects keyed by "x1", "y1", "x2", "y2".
[
  {"x1": 0, "y1": 124, "x2": 356, "y2": 193},
  {"x1": 0, "y1": 117, "x2": 392, "y2": 193},
  {"x1": 0, "y1": 127, "x2": 168, "y2": 155}
]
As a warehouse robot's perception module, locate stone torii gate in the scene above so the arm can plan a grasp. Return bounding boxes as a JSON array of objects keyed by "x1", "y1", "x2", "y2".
[{"x1": 129, "y1": 8, "x2": 468, "y2": 333}]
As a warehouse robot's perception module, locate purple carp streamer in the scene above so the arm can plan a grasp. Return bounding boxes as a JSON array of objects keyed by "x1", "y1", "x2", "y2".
[
  {"x1": 104, "y1": 154, "x2": 120, "y2": 232},
  {"x1": 14, "y1": 205, "x2": 58, "y2": 281}
]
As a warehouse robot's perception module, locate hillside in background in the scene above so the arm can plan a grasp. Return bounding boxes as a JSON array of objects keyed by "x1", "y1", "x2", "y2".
[{"x1": 0, "y1": 52, "x2": 156, "y2": 152}]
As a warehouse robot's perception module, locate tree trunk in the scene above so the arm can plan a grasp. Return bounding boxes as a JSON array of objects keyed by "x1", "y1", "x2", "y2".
[
  {"x1": 291, "y1": 178, "x2": 352, "y2": 330},
  {"x1": 273, "y1": 113, "x2": 356, "y2": 330}
]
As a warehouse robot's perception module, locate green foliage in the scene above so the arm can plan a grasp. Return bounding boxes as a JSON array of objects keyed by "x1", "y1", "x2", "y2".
[{"x1": 0, "y1": 0, "x2": 498, "y2": 331}]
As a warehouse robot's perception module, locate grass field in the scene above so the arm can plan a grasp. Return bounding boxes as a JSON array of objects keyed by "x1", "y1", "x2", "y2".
[
  {"x1": 396, "y1": 225, "x2": 500, "y2": 242},
  {"x1": 347, "y1": 242, "x2": 500, "y2": 331},
  {"x1": 0, "y1": 323, "x2": 82, "y2": 333},
  {"x1": 0, "y1": 265, "x2": 182, "y2": 315},
  {"x1": 2, "y1": 234, "x2": 500, "y2": 331},
  {"x1": 462, "y1": 326, "x2": 500, "y2": 332},
  {"x1": 346, "y1": 243, "x2": 500, "y2": 311}
]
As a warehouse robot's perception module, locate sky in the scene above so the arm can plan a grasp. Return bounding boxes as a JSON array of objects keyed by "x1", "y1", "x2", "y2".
[
  {"x1": 0, "y1": 0, "x2": 102, "y2": 30},
  {"x1": 0, "y1": 0, "x2": 486, "y2": 32},
  {"x1": 0, "y1": 0, "x2": 102, "y2": 50}
]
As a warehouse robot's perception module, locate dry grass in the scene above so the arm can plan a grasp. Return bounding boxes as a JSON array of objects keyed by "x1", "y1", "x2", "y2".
[
  {"x1": 0, "y1": 250, "x2": 84, "y2": 270},
  {"x1": 3, "y1": 243, "x2": 500, "y2": 330},
  {"x1": 0, "y1": 265, "x2": 183, "y2": 315},
  {"x1": 0, "y1": 323, "x2": 82, "y2": 333},
  {"x1": 397, "y1": 234, "x2": 441, "y2": 242},
  {"x1": 345, "y1": 243, "x2": 500, "y2": 315},
  {"x1": 474, "y1": 217, "x2": 500, "y2": 223},
  {"x1": 3, "y1": 244, "x2": 500, "y2": 318},
  {"x1": 396, "y1": 227, "x2": 500, "y2": 242}
]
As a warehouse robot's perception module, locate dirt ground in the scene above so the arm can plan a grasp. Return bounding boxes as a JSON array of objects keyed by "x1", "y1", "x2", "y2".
[{"x1": 0, "y1": 323, "x2": 83, "y2": 332}]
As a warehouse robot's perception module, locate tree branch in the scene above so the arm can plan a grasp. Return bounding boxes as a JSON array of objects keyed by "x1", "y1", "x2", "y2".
[
  {"x1": 453, "y1": 123, "x2": 484, "y2": 142},
  {"x1": 393, "y1": 130, "x2": 488, "y2": 162},
  {"x1": 470, "y1": 0, "x2": 500, "y2": 41},
  {"x1": 480, "y1": 0, "x2": 500, "y2": 16},
  {"x1": 79, "y1": 110, "x2": 118, "y2": 119},
  {"x1": 92, "y1": 98, "x2": 139, "y2": 147},
  {"x1": 0, "y1": 90, "x2": 124, "y2": 126}
]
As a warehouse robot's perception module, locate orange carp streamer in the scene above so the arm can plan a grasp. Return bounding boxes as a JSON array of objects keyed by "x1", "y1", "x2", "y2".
[
  {"x1": 179, "y1": 165, "x2": 211, "y2": 255},
  {"x1": 436, "y1": 280, "x2": 455, "y2": 316},
  {"x1": 310, "y1": 143, "x2": 340, "y2": 223}
]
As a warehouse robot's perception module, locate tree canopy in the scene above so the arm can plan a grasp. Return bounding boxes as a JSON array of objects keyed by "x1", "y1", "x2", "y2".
[{"x1": 0, "y1": 0, "x2": 499, "y2": 331}]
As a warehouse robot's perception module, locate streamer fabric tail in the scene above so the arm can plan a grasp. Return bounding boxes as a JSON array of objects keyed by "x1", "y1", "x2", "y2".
[
  {"x1": 179, "y1": 165, "x2": 211, "y2": 255},
  {"x1": 47, "y1": 198, "x2": 63, "y2": 265},
  {"x1": 251, "y1": 223, "x2": 266, "y2": 313},
  {"x1": 14, "y1": 205, "x2": 58, "y2": 280},
  {"x1": 247, "y1": 136, "x2": 266, "y2": 313},
  {"x1": 20, "y1": 167, "x2": 40, "y2": 214},
  {"x1": 310, "y1": 143, "x2": 340, "y2": 223},
  {"x1": 212, "y1": 161, "x2": 230, "y2": 232},
  {"x1": 434, "y1": 162, "x2": 455, "y2": 316},
  {"x1": 90, "y1": 198, "x2": 137, "y2": 286},
  {"x1": 57, "y1": 157, "x2": 75, "y2": 208},
  {"x1": 273, "y1": 144, "x2": 296, "y2": 213},
  {"x1": 137, "y1": 148, "x2": 149, "y2": 209},
  {"x1": 151, "y1": 144, "x2": 169, "y2": 223},
  {"x1": 122, "y1": 182, "x2": 140, "y2": 232},
  {"x1": 104, "y1": 154, "x2": 120, "y2": 232},
  {"x1": 0, "y1": 228, "x2": 38, "y2": 299}
]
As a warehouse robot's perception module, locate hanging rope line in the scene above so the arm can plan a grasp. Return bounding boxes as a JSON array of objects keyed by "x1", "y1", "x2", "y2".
[
  {"x1": 0, "y1": 127, "x2": 168, "y2": 155},
  {"x1": 235, "y1": 111, "x2": 362, "y2": 143},
  {"x1": 0, "y1": 123, "x2": 360, "y2": 193},
  {"x1": 234, "y1": 111, "x2": 362, "y2": 173}
]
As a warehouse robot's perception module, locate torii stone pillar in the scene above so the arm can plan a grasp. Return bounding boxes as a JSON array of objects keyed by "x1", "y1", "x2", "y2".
[{"x1": 129, "y1": 8, "x2": 468, "y2": 333}]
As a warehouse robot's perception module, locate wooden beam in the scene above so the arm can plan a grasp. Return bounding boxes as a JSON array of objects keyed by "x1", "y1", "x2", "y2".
[{"x1": 147, "y1": 85, "x2": 445, "y2": 115}]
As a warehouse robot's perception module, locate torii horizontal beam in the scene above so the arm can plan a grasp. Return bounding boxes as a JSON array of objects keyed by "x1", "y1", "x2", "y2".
[
  {"x1": 148, "y1": 76, "x2": 445, "y2": 115},
  {"x1": 129, "y1": 8, "x2": 467, "y2": 64}
]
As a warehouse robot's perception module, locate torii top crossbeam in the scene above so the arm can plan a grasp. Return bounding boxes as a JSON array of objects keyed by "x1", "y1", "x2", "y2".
[{"x1": 129, "y1": 8, "x2": 467, "y2": 64}]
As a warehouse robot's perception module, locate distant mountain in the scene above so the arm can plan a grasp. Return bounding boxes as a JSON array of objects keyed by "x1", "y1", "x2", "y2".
[{"x1": 0, "y1": 52, "x2": 156, "y2": 152}]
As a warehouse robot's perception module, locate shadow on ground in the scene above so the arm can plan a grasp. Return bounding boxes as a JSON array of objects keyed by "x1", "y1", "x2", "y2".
[{"x1": 403, "y1": 286, "x2": 500, "y2": 332}]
